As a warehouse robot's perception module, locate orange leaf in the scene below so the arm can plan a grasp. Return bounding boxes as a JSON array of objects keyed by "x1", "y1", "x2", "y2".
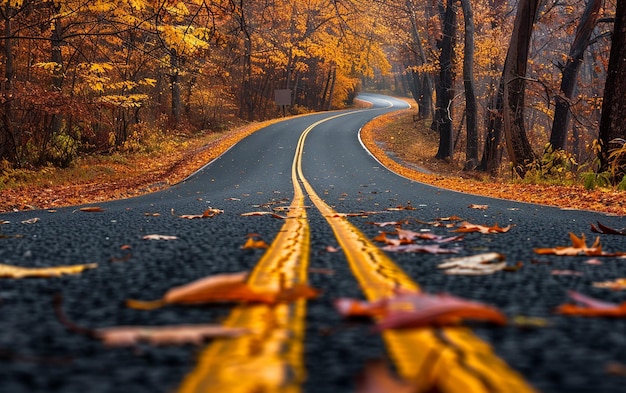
[
  {"x1": 180, "y1": 208, "x2": 223, "y2": 219},
  {"x1": 0, "y1": 262, "x2": 97, "y2": 279},
  {"x1": 593, "y1": 278, "x2": 626, "y2": 290},
  {"x1": 126, "y1": 271, "x2": 319, "y2": 309},
  {"x1": 241, "y1": 236, "x2": 269, "y2": 249},
  {"x1": 79, "y1": 206, "x2": 105, "y2": 212},
  {"x1": 556, "y1": 290, "x2": 626, "y2": 317},
  {"x1": 454, "y1": 221, "x2": 512, "y2": 234},
  {"x1": 534, "y1": 232, "x2": 626, "y2": 257},
  {"x1": 335, "y1": 290, "x2": 506, "y2": 329}
]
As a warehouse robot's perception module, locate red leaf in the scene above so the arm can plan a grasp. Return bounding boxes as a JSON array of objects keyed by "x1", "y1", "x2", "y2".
[
  {"x1": 556, "y1": 290, "x2": 626, "y2": 317},
  {"x1": 335, "y1": 290, "x2": 506, "y2": 330}
]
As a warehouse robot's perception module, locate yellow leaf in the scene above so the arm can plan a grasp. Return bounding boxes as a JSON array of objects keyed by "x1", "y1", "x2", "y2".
[{"x1": 0, "y1": 263, "x2": 97, "y2": 279}]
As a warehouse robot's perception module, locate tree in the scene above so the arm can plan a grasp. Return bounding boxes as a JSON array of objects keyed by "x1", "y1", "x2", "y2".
[
  {"x1": 479, "y1": 0, "x2": 541, "y2": 176},
  {"x1": 460, "y1": 0, "x2": 478, "y2": 170},
  {"x1": 598, "y1": 0, "x2": 626, "y2": 177},
  {"x1": 434, "y1": 0, "x2": 456, "y2": 161},
  {"x1": 549, "y1": 0, "x2": 602, "y2": 151}
]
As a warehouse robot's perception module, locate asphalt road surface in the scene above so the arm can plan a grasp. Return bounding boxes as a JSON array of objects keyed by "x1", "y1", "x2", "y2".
[{"x1": 2, "y1": 94, "x2": 626, "y2": 393}]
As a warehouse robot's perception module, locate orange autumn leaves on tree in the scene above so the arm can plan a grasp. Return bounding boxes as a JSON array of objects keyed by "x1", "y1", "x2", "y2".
[{"x1": 127, "y1": 271, "x2": 319, "y2": 310}]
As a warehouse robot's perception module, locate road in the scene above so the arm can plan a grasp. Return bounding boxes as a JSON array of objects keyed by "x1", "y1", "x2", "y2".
[{"x1": 1, "y1": 94, "x2": 626, "y2": 392}]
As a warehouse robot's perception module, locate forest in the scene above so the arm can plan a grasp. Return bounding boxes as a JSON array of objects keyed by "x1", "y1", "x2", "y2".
[{"x1": 0, "y1": 0, "x2": 624, "y2": 187}]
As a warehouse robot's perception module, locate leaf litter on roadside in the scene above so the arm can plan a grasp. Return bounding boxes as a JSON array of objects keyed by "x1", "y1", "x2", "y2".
[
  {"x1": 0, "y1": 262, "x2": 97, "y2": 279},
  {"x1": 334, "y1": 289, "x2": 506, "y2": 330},
  {"x1": 126, "y1": 270, "x2": 319, "y2": 310},
  {"x1": 54, "y1": 295, "x2": 249, "y2": 346}
]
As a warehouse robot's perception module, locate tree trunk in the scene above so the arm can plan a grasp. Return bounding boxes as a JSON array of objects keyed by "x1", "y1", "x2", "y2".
[
  {"x1": 549, "y1": 0, "x2": 602, "y2": 150},
  {"x1": 598, "y1": 0, "x2": 626, "y2": 177},
  {"x1": 434, "y1": 0, "x2": 456, "y2": 161},
  {"x1": 1, "y1": 4, "x2": 16, "y2": 164},
  {"x1": 501, "y1": 0, "x2": 542, "y2": 177},
  {"x1": 170, "y1": 48, "x2": 182, "y2": 124},
  {"x1": 407, "y1": 0, "x2": 433, "y2": 118},
  {"x1": 460, "y1": 0, "x2": 478, "y2": 170}
]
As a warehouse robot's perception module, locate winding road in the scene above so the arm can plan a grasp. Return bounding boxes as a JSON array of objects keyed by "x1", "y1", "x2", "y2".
[{"x1": 1, "y1": 94, "x2": 626, "y2": 392}]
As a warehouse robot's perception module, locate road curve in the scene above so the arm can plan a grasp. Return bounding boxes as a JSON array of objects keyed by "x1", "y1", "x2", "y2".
[{"x1": 1, "y1": 94, "x2": 626, "y2": 392}]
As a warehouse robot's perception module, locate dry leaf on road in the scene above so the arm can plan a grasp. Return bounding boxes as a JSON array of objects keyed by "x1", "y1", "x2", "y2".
[
  {"x1": 240, "y1": 211, "x2": 287, "y2": 219},
  {"x1": 179, "y1": 208, "x2": 223, "y2": 219},
  {"x1": 556, "y1": 290, "x2": 626, "y2": 317},
  {"x1": 126, "y1": 271, "x2": 319, "y2": 310},
  {"x1": 590, "y1": 222, "x2": 626, "y2": 236},
  {"x1": 0, "y1": 262, "x2": 97, "y2": 278},
  {"x1": 142, "y1": 234, "x2": 178, "y2": 241},
  {"x1": 437, "y1": 252, "x2": 506, "y2": 275},
  {"x1": 79, "y1": 206, "x2": 105, "y2": 212},
  {"x1": 534, "y1": 233, "x2": 626, "y2": 257},
  {"x1": 335, "y1": 290, "x2": 506, "y2": 330},
  {"x1": 454, "y1": 222, "x2": 512, "y2": 234},
  {"x1": 593, "y1": 278, "x2": 626, "y2": 290}
]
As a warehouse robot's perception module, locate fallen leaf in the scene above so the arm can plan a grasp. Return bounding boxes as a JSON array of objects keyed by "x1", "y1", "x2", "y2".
[
  {"x1": 534, "y1": 232, "x2": 626, "y2": 257},
  {"x1": 0, "y1": 262, "x2": 97, "y2": 278},
  {"x1": 585, "y1": 258, "x2": 603, "y2": 265},
  {"x1": 556, "y1": 290, "x2": 626, "y2": 317},
  {"x1": 79, "y1": 206, "x2": 105, "y2": 212},
  {"x1": 367, "y1": 220, "x2": 408, "y2": 227},
  {"x1": 437, "y1": 252, "x2": 506, "y2": 275},
  {"x1": 143, "y1": 234, "x2": 178, "y2": 241},
  {"x1": 590, "y1": 222, "x2": 626, "y2": 236},
  {"x1": 240, "y1": 211, "x2": 287, "y2": 219},
  {"x1": 385, "y1": 204, "x2": 416, "y2": 211},
  {"x1": 21, "y1": 217, "x2": 40, "y2": 224},
  {"x1": 126, "y1": 271, "x2": 319, "y2": 309},
  {"x1": 454, "y1": 222, "x2": 512, "y2": 234},
  {"x1": 382, "y1": 244, "x2": 461, "y2": 254},
  {"x1": 468, "y1": 204, "x2": 488, "y2": 210},
  {"x1": 179, "y1": 208, "x2": 223, "y2": 219},
  {"x1": 144, "y1": 212, "x2": 160, "y2": 217},
  {"x1": 53, "y1": 294, "x2": 249, "y2": 346},
  {"x1": 324, "y1": 246, "x2": 340, "y2": 253},
  {"x1": 593, "y1": 278, "x2": 626, "y2": 290},
  {"x1": 96, "y1": 324, "x2": 250, "y2": 346},
  {"x1": 241, "y1": 236, "x2": 269, "y2": 249},
  {"x1": 335, "y1": 290, "x2": 506, "y2": 330},
  {"x1": 355, "y1": 360, "x2": 415, "y2": 393}
]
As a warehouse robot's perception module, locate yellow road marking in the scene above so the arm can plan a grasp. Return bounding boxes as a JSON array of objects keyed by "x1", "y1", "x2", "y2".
[
  {"x1": 179, "y1": 110, "x2": 535, "y2": 393},
  {"x1": 295, "y1": 118, "x2": 536, "y2": 392},
  {"x1": 177, "y1": 119, "x2": 312, "y2": 393}
]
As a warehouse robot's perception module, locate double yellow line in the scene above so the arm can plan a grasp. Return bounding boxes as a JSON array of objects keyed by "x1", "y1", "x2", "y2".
[{"x1": 179, "y1": 112, "x2": 535, "y2": 392}]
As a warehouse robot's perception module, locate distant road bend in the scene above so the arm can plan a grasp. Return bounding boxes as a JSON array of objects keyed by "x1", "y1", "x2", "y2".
[{"x1": 1, "y1": 94, "x2": 626, "y2": 393}]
